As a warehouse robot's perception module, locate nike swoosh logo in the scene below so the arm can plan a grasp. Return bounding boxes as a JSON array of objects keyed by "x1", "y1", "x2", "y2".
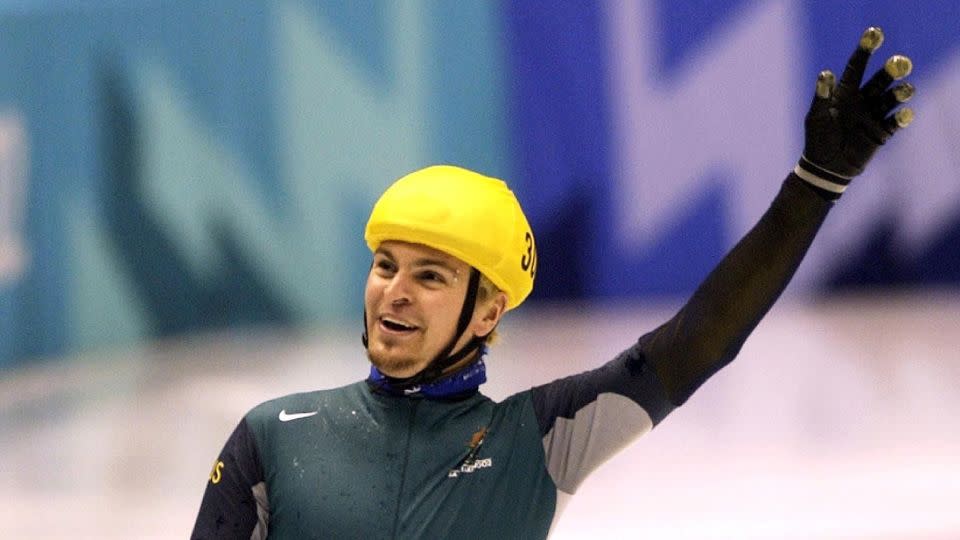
[{"x1": 278, "y1": 409, "x2": 318, "y2": 422}]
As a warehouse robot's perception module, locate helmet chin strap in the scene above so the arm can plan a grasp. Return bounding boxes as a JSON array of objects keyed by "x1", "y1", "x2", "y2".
[{"x1": 363, "y1": 268, "x2": 488, "y2": 390}]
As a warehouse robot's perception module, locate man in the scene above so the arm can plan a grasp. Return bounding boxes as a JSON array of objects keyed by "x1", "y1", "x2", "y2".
[{"x1": 192, "y1": 28, "x2": 915, "y2": 539}]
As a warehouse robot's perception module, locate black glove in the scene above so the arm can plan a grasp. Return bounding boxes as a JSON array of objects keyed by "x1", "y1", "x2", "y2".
[{"x1": 795, "y1": 27, "x2": 915, "y2": 200}]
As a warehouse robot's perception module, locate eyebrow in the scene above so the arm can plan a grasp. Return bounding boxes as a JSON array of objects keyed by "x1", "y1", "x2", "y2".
[{"x1": 376, "y1": 247, "x2": 458, "y2": 272}]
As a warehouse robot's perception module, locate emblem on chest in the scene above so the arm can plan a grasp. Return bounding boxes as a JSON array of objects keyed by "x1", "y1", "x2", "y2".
[{"x1": 448, "y1": 427, "x2": 493, "y2": 478}]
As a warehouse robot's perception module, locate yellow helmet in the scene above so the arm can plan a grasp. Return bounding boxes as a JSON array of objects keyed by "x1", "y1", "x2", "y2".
[{"x1": 364, "y1": 165, "x2": 536, "y2": 310}]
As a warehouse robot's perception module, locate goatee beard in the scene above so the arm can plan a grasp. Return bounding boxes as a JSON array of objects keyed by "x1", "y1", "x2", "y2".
[{"x1": 367, "y1": 348, "x2": 423, "y2": 378}]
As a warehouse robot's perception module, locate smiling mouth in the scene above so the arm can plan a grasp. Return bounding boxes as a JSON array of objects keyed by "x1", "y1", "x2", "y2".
[{"x1": 379, "y1": 317, "x2": 419, "y2": 334}]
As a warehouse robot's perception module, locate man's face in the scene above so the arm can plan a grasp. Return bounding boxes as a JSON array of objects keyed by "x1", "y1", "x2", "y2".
[{"x1": 364, "y1": 241, "x2": 480, "y2": 378}]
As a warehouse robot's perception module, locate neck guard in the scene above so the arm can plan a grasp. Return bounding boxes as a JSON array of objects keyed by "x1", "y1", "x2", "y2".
[{"x1": 367, "y1": 354, "x2": 487, "y2": 399}]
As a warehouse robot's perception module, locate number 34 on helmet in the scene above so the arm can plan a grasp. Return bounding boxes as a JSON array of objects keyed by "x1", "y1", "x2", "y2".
[{"x1": 364, "y1": 165, "x2": 536, "y2": 311}]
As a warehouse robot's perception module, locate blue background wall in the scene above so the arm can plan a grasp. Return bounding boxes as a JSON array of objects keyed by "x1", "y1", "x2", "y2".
[{"x1": 1, "y1": 0, "x2": 958, "y2": 368}]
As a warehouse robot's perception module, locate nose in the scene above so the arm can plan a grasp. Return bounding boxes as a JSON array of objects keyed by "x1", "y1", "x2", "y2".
[{"x1": 382, "y1": 271, "x2": 413, "y2": 306}]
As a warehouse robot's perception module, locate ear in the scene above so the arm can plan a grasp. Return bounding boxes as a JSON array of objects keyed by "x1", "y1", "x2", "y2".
[{"x1": 472, "y1": 291, "x2": 507, "y2": 337}]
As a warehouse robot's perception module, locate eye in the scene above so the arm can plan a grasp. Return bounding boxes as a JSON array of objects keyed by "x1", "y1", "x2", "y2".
[
  {"x1": 417, "y1": 270, "x2": 446, "y2": 284},
  {"x1": 374, "y1": 259, "x2": 396, "y2": 274}
]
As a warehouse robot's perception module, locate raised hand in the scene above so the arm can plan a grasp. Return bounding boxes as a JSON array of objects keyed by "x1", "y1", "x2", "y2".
[{"x1": 795, "y1": 27, "x2": 915, "y2": 199}]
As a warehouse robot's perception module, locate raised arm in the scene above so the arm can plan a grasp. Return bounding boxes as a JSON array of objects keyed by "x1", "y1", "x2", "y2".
[{"x1": 645, "y1": 27, "x2": 915, "y2": 405}]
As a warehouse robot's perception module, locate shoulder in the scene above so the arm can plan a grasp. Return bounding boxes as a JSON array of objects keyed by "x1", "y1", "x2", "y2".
[{"x1": 490, "y1": 389, "x2": 536, "y2": 419}]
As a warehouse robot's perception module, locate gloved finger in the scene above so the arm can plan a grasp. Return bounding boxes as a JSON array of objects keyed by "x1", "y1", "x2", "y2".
[
  {"x1": 814, "y1": 70, "x2": 836, "y2": 100},
  {"x1": 880, "y1": 107, "x2": 915, "y2": 138},
  {"x1": 872, "y1": 82, "x2": 915, "y2": 117},
  {"x1": 837, "y1": 27, "x2": 884, "y2": 99},
  {"x1": 862, "y1": 55, "x2": 913, "y2": 99}
]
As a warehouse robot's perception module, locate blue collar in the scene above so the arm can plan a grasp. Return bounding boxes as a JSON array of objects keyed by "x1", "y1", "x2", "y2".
[{"x1": 367, "y1": 356, "x2": 487, "y2": 399}]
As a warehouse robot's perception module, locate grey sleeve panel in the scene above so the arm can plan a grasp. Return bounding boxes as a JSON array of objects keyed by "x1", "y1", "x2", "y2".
[
  {"x1": 531, "y1": 345, "x2": 674, "y2": 493},
  {"x1": 541, "y1": 392, "x2": 653, "y2": 494},
  {"x1": 531, "y1": 344, "x2": 673, "y2": 436},
  {"x1": 250, "y1": 482, "x2": 270, "y2": 540}
]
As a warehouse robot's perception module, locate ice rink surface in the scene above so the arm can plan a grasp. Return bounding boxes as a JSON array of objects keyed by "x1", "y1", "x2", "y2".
[{"x1": 2, "y1": 293, "x2": 958, "y2": 539}]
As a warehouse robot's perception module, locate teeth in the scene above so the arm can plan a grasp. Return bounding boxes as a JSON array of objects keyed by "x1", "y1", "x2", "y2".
[{"x1": 382, "y1": 317, "x2": 415, "y2": 330}]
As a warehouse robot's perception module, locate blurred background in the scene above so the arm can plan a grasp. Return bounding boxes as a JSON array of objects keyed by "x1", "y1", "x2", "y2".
[{"x1": 1, "y1": 0, "x2": 958, "y2": 538}]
